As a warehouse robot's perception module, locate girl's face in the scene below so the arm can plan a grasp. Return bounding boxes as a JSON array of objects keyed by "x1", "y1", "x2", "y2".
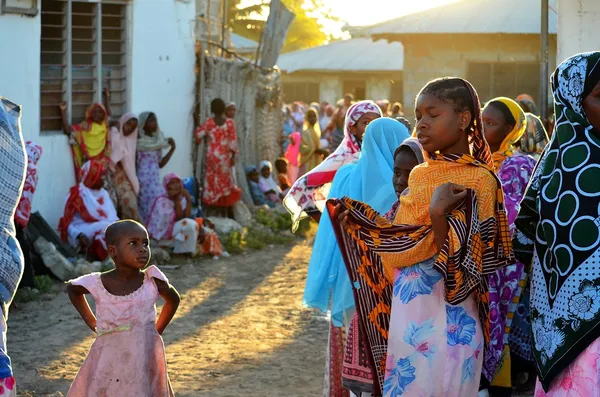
[
  {"x1": 261, "y1": 166, "x2": 271, "y2": 178},
  {"x1": 123, "y1": 118, "x2": 138, "y2": 136},
  {"x1": 111, "y1": 224, "x2": 150, "y2": 269},
  {"x1": 92, "y1": 106, "x2": 105, "y2": 123},
  {"x1": 482, "y1": 105, "x2": 514, "y2": 152},
  {"x1": 348, "y1": 112, "x2": 381, "y2": 141},
  {"x1": 145, "y1": 114, "x2": 158, "y2": 134},
  {"x1": 167, "y1": 179, "x2": 182, "y2": 199},
  {"x1": 415, "y1": 93, "x2": 471, "y2": 154},
  {"x1": 307, "y1": 111, "x2": 318, "y2": 125},
  {"x1": 393, "y1": 149, "x2": 419, "y2": 197},
  {"x1": 583, "y1": 79, "x2": 600, "y2": 131}
]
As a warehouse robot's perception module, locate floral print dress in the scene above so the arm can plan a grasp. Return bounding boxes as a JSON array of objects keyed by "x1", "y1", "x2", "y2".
[
  {"x1": 383, "y1": 258, "x2": 483, "y2": 397},
  {"x1": 194, "y1": 118, "x2": 242, "y2": 207},
  {"x1": 137, "y1": 150, "x2": 164, "y2": 224}
]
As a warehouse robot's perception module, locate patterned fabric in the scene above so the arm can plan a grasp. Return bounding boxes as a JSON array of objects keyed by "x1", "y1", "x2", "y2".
[
  {"x1": 67, "y1": 266, "x2": 174, "y2": 396},
  {"x1": 328, "y1": 180, "x2": 510, "y2": 387},
  {"x1": 0, "y1": 97, "x2": 26, "y2": 316},
  {"x1": 482, "y1": 96, "x2": 533, "y2": 383},
  {"x1": 304, "y1": 119, "x2": 410, "y2": 326},
  {"x1": 70, "y1": 103, "x2": 110, "y2": 182},
  {"x1": 533, "y1": 336, "x2": 600, "y2": 397},
  {"x1": 489, "y1": 97, "x2": 528, "y2": 171},
  {"x1": 57, "y1": 160, "x2": 119, "y2": 254},
  {"x1": 136, "y1": 150, "x2": 165, "y2": 224},
  {"x1": 514, "y1": 51, "x2": 600, "y2": 391},
  {"x1": 110, "y1": 112, "x2": 139, "y2": 195},
  {"x1": 0, "y1": 97, "x2": 26, "y2": 389},
  {"x1": 324, "y1": 323, "x2": 350, "y2": 397},
  {"x1": 384, "y1": 259, "x2": 483, "y2": 397},
  {"x1": 283, "y1": 101, "x2": 382, "y2": 230},
  {"x1": 112, "y1": 163, "x2": 140, "y2": 222},
  {"x1": 520, "y1": 113, "x2": 549, "y2": 157},
  {"x1": 484, "y1": 153, "x2": 537, "y2": 384},
  {"x1": 342, "y1": 313, "x2": 375, "y2": 395},
  {"x1": 194, "y1": 118, "x2": 241, "y2": 207},
  {"x1": 15, "y1": 141, "x2": 42, "y2": 228}
]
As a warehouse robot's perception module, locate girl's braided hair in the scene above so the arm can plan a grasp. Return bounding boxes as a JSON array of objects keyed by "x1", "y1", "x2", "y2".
[{"x1": 416, "y1": 77, "x2": 492, "y2": 167}]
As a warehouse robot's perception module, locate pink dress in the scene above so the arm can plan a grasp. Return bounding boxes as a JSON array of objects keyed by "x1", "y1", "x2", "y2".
[{"x1": 67, "y1": 266, "x2": 174, "y2": 397}]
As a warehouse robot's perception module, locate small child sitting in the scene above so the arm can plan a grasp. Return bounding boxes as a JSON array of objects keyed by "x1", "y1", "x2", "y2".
[
  {"x1": 246, "y1": 165, "x2": 275, "y2": 208},
  {"x1": 274, "y1": 157, "x2": 292, "y2": 194},
  {"x1": 258, "y1": 160, "x2": 283, "y2": 204}
]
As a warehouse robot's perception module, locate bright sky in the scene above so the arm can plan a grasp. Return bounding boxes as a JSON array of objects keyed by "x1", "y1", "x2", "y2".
[{"x1": 323, "y1": 0, "x2": 458, "y2": 27}]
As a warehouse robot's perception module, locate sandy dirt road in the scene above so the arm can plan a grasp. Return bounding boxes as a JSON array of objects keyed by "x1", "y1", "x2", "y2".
[{"x1": 11, "y1": 241, "x2": 329, "y2": 396}]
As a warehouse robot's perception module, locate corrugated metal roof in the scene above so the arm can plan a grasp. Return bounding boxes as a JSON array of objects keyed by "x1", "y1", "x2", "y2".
[
  {"x1": 230, "y1": 33, "x2": 259, "y2": 52},
  {"x1": 369, "y1": 0, "x2": 558, "y2": 36},
  {"x1": 276, "y1": 38, "x2": 404, "y2": 73}
]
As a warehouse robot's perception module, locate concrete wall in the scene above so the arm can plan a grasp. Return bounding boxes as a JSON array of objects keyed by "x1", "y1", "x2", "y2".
[
  {"x1": 130, "y1": 0, "x2": 197, "y2": 178},
  {"x1": 282, "y1": 73, "x2": 397, "y2": 104},
  {"x1": 319, "y1": 77, "x2": 342, "y2": 105},
  {"x1": 0, "y1": 0, "x2": 196, "y2": 229},
  {"x1": 399, "y1": 34, "x2": 558, "y2": 116},
  {"x1": 557, "y1": 0, "x2": 600, "y2": 63},
  {"x1": 0, "y1": 11, "x2": 74, "y2": 229},
  {"x1": 366, "y1": 77, "x2": 391, "y2": 102}
]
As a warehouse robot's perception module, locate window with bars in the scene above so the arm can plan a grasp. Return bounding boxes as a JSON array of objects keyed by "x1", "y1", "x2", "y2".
[
  {"x1": 282, "y1": 82, "x2": 320, "y2": 104},
  {"x1": 40, "y1": 0, "x2": 128, "y2": 132}
]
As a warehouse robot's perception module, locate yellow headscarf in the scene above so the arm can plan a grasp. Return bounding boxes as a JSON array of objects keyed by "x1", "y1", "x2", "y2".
[{"x1": 488, "y1": 97, "x2": 527, "y2": 170}]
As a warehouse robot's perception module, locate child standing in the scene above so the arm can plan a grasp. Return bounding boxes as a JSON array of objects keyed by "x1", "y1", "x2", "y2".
[
  {"x1": 331, "y1": 78, "x2": 513, "y2": 396},
  {"x1": 66, "y1": 220, "x2": 180, "y2": 396}
]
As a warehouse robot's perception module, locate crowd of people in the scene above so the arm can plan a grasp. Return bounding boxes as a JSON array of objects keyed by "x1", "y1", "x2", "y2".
[
  {"x1": 0, "y1": 50, "x2": 598, "y2": 396},
  {"x1": 53, "y1": 96, "x2": 237, "y2": 264},
  {"x1": 282, "y1": 51, "x2": 600, "y2": 397}
]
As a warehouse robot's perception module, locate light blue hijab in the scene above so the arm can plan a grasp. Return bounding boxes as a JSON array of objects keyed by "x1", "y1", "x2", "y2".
[{"x1": 303, "y1": 118, "x2": 410, "y2": 325}]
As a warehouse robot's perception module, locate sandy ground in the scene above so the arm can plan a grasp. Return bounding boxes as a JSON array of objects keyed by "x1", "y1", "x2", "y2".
[{"x1": 10, "y1": 240, "x2": 329, "y2": 396}]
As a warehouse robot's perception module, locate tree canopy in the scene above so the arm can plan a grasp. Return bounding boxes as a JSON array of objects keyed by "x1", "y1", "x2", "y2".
[{"x1": 227, "y1": 0, "x2": 340, "y2": 53}]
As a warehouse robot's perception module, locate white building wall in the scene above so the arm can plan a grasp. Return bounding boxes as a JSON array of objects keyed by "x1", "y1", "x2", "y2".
[
  {"x1": 0, "y1": 11, "x2": 75, "y2": 229},
  {"x1": 366, "y1": 78, "x2": 391, "y2": 102},
  {"x1": 0, "y1": 0, "x2": 197, "y2": 229},
  {"x1": 319, "y1": 77, "x2": 342, "y2": 104},
  {"x1": 129, "y1": 0, "x2": 197, "y2": 179},
  {"x1": 557, "y1": 0, "x2": 600, "y2": 63}
]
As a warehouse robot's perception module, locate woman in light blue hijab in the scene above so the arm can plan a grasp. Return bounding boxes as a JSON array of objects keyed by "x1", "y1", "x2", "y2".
[{"x1": 303, "y1": 117, "x2": 410, "y2": 325}]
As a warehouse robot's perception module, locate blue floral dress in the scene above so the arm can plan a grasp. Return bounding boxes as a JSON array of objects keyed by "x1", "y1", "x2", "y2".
[{"x1": 383, "y1": 257, "x2": 483, "y2": 397}]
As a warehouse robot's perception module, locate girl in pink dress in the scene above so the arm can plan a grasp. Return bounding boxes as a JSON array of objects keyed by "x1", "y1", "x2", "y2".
[{"x1": 66, "y1": 220, "x2": 181, "y2": 397}]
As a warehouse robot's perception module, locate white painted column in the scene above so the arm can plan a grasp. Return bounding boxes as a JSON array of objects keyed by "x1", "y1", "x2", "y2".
[{"x1": 557, "y1": 0, "x2": 600, "y2": 64}]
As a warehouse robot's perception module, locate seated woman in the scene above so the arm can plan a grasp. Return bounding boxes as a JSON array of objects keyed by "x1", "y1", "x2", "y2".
[
  {"x1": 58, "y1": 160, "x2": 119, "y2": 261},
  {"x1": 258, "y1": 160, "x2": 283, "y2": 204},
  {"x1": 246, "y1": 166, "x2": 274, "y2": 208},
  {"x1": 147, "y1": 173, "x2": 223, "y2": 258}
]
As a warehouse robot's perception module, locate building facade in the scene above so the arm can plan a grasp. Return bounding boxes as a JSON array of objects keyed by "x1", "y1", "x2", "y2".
[{"x1": 0, "y1": 0, "x2": 197, "y2": 228}]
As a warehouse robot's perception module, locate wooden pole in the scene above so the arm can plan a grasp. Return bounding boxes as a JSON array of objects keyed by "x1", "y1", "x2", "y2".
[{"x1": 540, "y1": 0, "x2": 549, "y2": 122}]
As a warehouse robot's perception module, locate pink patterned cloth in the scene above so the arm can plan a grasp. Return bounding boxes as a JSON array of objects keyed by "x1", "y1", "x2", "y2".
[
  {"x1": 283, "y1": 101, "x2": 381, "y2": 229},
  {"x1": 14, "y1": 141, "x2": 42, "y2": 228},
  {"x1": 67, "y1": 265, "x2": 174, "y2": 397},
  {"x1": 534, "y1": 336, "x2": 600, "y2": 396}
]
